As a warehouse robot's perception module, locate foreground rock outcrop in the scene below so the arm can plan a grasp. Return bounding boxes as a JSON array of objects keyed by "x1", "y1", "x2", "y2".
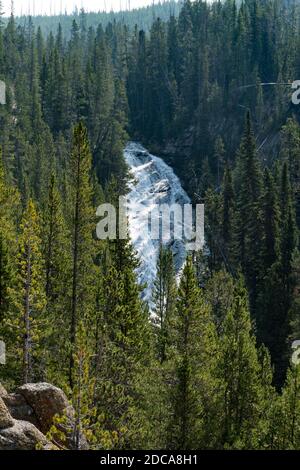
[
  {"x1": 17, "y1": 383, "x2": 72, "y2": 435},
  {"x1": 0, "y1": 382, "x2": 88, "y2": 450},
  {"x1": 0, "y1": 397, "x2": 14, "y2": 429},
  {"x1": 2, "y1": 391, "x2": 38, "y2": 426},
  {"x1": 0, "y1": 419, "x2": 50, "y2": 450}
]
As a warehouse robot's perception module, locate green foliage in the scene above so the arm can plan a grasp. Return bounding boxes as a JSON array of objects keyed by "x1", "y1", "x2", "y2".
[
  {"x1": 8, "y1": 200, "x2": 46, "y2": 383},
  {"x1": 234, "y1": 112, "x2": 263, "y2": 294},
  {"x1": 152, "y1": 246, "x2": 177, "y2": 363},
  {"x1": 167, "y1": 257, "x2": 220, "y2": 449},
  {"x1": 69, "y1": 122, "x2": 97, "y2": 387},
  {"x1": 275, "y1": 365, "x2": 300, "y2": 449},
  {"x1": 0, "y1": 0, "x2": 300, "y2": 451},
  {"x1": 217, "y1": 278, "x2": 272, "y2": 449},
  {"x1": 42, "y1": 174, "x2": 72, "y2": 385}
]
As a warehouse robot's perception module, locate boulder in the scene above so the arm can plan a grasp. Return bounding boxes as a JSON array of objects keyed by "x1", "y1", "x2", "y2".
[
  {"x1": 0, "y1": 419, "x2": 51, "y2": 450},
  {"x1": 17, "y1": 382, "x2": 71, "y2": 435},
  {"x1": 0, "y1": 397, "x2": 14, "y2": 429},
  {"x1": 0, "y1": 383, "x2": 8, "y2": 397},
  {"x1": 17, "y1": 382, "x2": 88, "y2": 450},
  {"x1": 0, "y1": 382, "x2": 88, "y2": 450},
  {"x1": 2, "y1": 393, "x2": 38, "y2": 426}
]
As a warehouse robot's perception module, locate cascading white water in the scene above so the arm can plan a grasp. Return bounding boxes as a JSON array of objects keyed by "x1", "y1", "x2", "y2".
[{"x1": 124, "y1": 141, "x2": 191, "y2": 307}]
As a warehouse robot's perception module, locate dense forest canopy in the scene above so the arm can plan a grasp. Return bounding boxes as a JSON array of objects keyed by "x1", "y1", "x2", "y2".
[
  {"x1": 0, "y1": 0, "x2": 300, "y2": 450},
  {"x1": 10, "y1": 1, "x2": 182, "y2": 37}
]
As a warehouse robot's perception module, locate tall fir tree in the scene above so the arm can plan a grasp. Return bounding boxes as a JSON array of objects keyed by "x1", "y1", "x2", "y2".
[
  {"x1": 94, "y1": 222, "x2": 153, "y2": 448},
  {"x1": 14, "y1": 200, "x2": 46, "y2": 384},
  {"x1": 256, "y1": 168, "x2": 286, "y2": 386},
  {"x1": 234, "y1": 111, "x2": 263, "y2": 308},
  {"x1": 218, "y1": 278, "x2": 269, "y2": 449},
  {"x1": 152, "y1": 245, "x2": 177, "y2": 363},
  {"x1": 275, "y1": 365, "x2": 300, "y2": 449},
  {"x1": 42, "y1": 174, "x2": 72, "y2": 385},
  {"x1": 168, "y1": 257, "x2": 219, "y2": 449},
  {"x1": 221, "y1": 165, "x2": 235, "y2": 268},
  {"x1": 69, "y1": 122, "x2": 97, "y2": 387}
]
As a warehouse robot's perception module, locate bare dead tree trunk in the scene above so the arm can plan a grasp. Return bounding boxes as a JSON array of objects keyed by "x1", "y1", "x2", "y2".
[
  {"x1": 69, "y1": 149, "x2": 81, "y2": 388},
  {"x1": 23, "y1": 243, "x2": 31, "y2": 384}
]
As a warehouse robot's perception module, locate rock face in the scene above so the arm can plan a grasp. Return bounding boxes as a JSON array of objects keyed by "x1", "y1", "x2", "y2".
[
  {"x1": 0, "y1": 382, "x2": 88, "y2": 450},
  {"x1": 2, "y1": 392, "x2": 38, "y2": 426},
  {"x1": 17, "y1": 383, "x2": 71, "y2": 435},
  {"x1": 0, "y1": 397, "x2": 14, "y2": 429},
  {"x1": 0, "y1": 383, "x2": 7, "y2": 397},
  {"x1": 0, "y1": 420, "x2": 50, "y2": 450}
]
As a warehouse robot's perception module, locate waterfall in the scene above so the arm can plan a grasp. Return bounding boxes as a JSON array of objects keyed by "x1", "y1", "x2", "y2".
[{"x1": 124, "y1": 141, "x2": 191, "y2": 307}]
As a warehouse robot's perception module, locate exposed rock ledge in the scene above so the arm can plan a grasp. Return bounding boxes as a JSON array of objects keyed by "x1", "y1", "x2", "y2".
[{"x1": 0, "y1": 382, "x2": 88, "y2": 450}]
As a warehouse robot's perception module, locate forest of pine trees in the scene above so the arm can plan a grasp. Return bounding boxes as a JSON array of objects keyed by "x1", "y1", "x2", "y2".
[{"x1": 1, "y1": 0, "x2": 300, "y2": 450}]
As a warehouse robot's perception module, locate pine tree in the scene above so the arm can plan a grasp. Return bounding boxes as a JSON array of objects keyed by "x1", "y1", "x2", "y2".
[
  {"x1": 280, "y1": 119, "x2": 300, "y2": 226},
  {"x1": 254, "y1": 345, "x2": 277, "y2": 449},
  {"x1": 95, "y1": 232, "x2": 152, "y2": 449},
  {"x1": 234, "y1": 111, "x2": 263, "y2": 306},
  {"x1": 289, "y1": 249, "x2": 300, "y2": 350},
  {"x1": 255, "y1": 76, "x2": 264, "y2": 126},
  {"x1": 152, "y1": 245, "x2": 177, "y2": 363},
  {"x1": 15, "y1": 200, "x2": 46, "y2": 384},
  {"x1": 280, "y1": 162, "x2": 298, "y2": 295},
  {"x1": 69, "y1": 122, "x2": 96, "y2": 387},
  {"x1": 205, "y1": 187, "x2": 223, "y2": 272},
  {"x1": 29, "y1": 37, "x2": 43, "y2": 135},
  {"x1": 0, "y1": 233, "x2": 12, "y2": 326},
  {"x1": 168, "y1": 257, "x2": 219, "y2": 449},
  {"x1": 222, "y1": 165, "x2": 235, "y2": 267},
  {"x1": 256, "y1": 168, "x2": 286, "y2": 386},
  {"x1": 0, "y1": 151, "x2": 18, "y2": 330},
  {"x1": 47, "y1": 323, "x2": 104, "y2": 450},
  {"x1": 0, "y1": 148, "x2": 19, "y2": 245},
  {"x1": 218, "y1": 278, "x2": 267, "y2": 449},
  {"x1": 42, "y1": 174, "x2": 72, "y2": 384},
  {"x1": 71, "y1": 322, "x2": 102, "y2": 450},
  {"x1": 205, "y1": 269, "x2": 235, "y2": 335},
  {"x1": 260, "y1": 169, "x2": 281, "y2": 270},
  {"x1": 214, "y1": 137, "x2": 225, "y2": 188},
  {"x1": 276, "y1": 365, "x2": 300, "y2": 449},
  {"x1": 146, "y1": 18, "x2": 170, "y2": 142}
]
